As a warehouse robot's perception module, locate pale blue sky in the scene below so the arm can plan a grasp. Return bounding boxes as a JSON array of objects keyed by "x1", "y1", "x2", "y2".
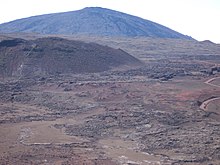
[{"x1": 0, "y1": 0, "x2": 220, "y2": 43}]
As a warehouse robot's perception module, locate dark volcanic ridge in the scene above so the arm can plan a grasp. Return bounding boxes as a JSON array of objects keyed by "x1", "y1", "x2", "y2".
[
  {"x1": 0, "y1": 7, "x2": 193, "y2": 39},
  {"x1": 0, "y1": 37, "x2": 142, "y2": 78}
]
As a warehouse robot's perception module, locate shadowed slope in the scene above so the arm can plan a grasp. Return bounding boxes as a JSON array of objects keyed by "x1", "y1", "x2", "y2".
[{"x1": 0, "y1": 37, "x2": 142, "y2": 78}]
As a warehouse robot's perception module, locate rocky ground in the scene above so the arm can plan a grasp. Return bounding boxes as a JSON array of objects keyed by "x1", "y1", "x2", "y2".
[
  {"x1": 0, "y1": 70, "x2": 220, "y2": 165},
  {"x1": 1, "y1": 34, "x2": 220, "y2": 165}
]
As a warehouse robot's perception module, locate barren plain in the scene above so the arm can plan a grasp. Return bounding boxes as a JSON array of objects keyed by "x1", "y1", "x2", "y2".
[{"x1": 0, "y1": 34, "x2": 220, "y2": 165}]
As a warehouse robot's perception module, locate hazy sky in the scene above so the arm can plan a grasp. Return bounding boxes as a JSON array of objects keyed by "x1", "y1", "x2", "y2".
[{"x1": 0, "y1": 0, "x2": 220, "y2": 43}]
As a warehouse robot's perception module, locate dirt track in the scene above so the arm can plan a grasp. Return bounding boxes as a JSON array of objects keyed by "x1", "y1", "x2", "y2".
[
  {"x1": 204, "y1": 77, "x2": 220, "y2": 88},
  {"x1": 200, "y1": 77, "x2": 220, "y2": 111}
]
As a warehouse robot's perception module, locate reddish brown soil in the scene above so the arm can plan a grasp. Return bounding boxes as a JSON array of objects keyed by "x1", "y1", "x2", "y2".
[{"x1": 1, "y1": 34, "x2": 220, "y2": 165}]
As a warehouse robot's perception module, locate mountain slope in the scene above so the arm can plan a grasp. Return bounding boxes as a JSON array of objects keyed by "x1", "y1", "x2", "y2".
[
  {"x1": 0, "y1": 37, "x2": 142, "y2": 78},
  {"x1": 0, "y1": 7, "x2": 192, "y2": 39}
]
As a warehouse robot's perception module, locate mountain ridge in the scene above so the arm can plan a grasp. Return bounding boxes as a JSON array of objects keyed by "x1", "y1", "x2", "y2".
[{"x1": 0, "y1": 7, "x2": 193, "y2": 39}]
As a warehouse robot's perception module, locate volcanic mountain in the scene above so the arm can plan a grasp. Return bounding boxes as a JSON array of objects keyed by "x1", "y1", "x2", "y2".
[
  {"x1": 0, "y1": 7, "x2": 192, "y2": 39},
  {"x1": 0, "y1": 37, "x2": 142, "y2": 78}
]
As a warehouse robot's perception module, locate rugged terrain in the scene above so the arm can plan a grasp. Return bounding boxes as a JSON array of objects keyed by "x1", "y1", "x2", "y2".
[
  {"x1": 0, "y1": 34, "x2": 220, "y2": 165},
  {"x1": 0, "y1": 7, "x2": 192, "y2": 39},
  {"x1": 0, "y1": 37, "x2": 141, "y2": 78}
]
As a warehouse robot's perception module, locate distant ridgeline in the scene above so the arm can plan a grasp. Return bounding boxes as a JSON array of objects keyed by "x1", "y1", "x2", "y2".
[{"x1": 0, "y1": 7, "x2": 193, "y2": 39}]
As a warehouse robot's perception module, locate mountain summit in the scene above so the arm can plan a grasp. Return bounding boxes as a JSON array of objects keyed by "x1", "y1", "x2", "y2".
[{"x1": 0, "y1": 7, "x2": 192, "y2": 39}]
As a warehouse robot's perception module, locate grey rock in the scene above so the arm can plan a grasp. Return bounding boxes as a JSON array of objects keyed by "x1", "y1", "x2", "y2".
[{"x1": 0, "y1": 7, "x2": 193, "y2": 39}]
